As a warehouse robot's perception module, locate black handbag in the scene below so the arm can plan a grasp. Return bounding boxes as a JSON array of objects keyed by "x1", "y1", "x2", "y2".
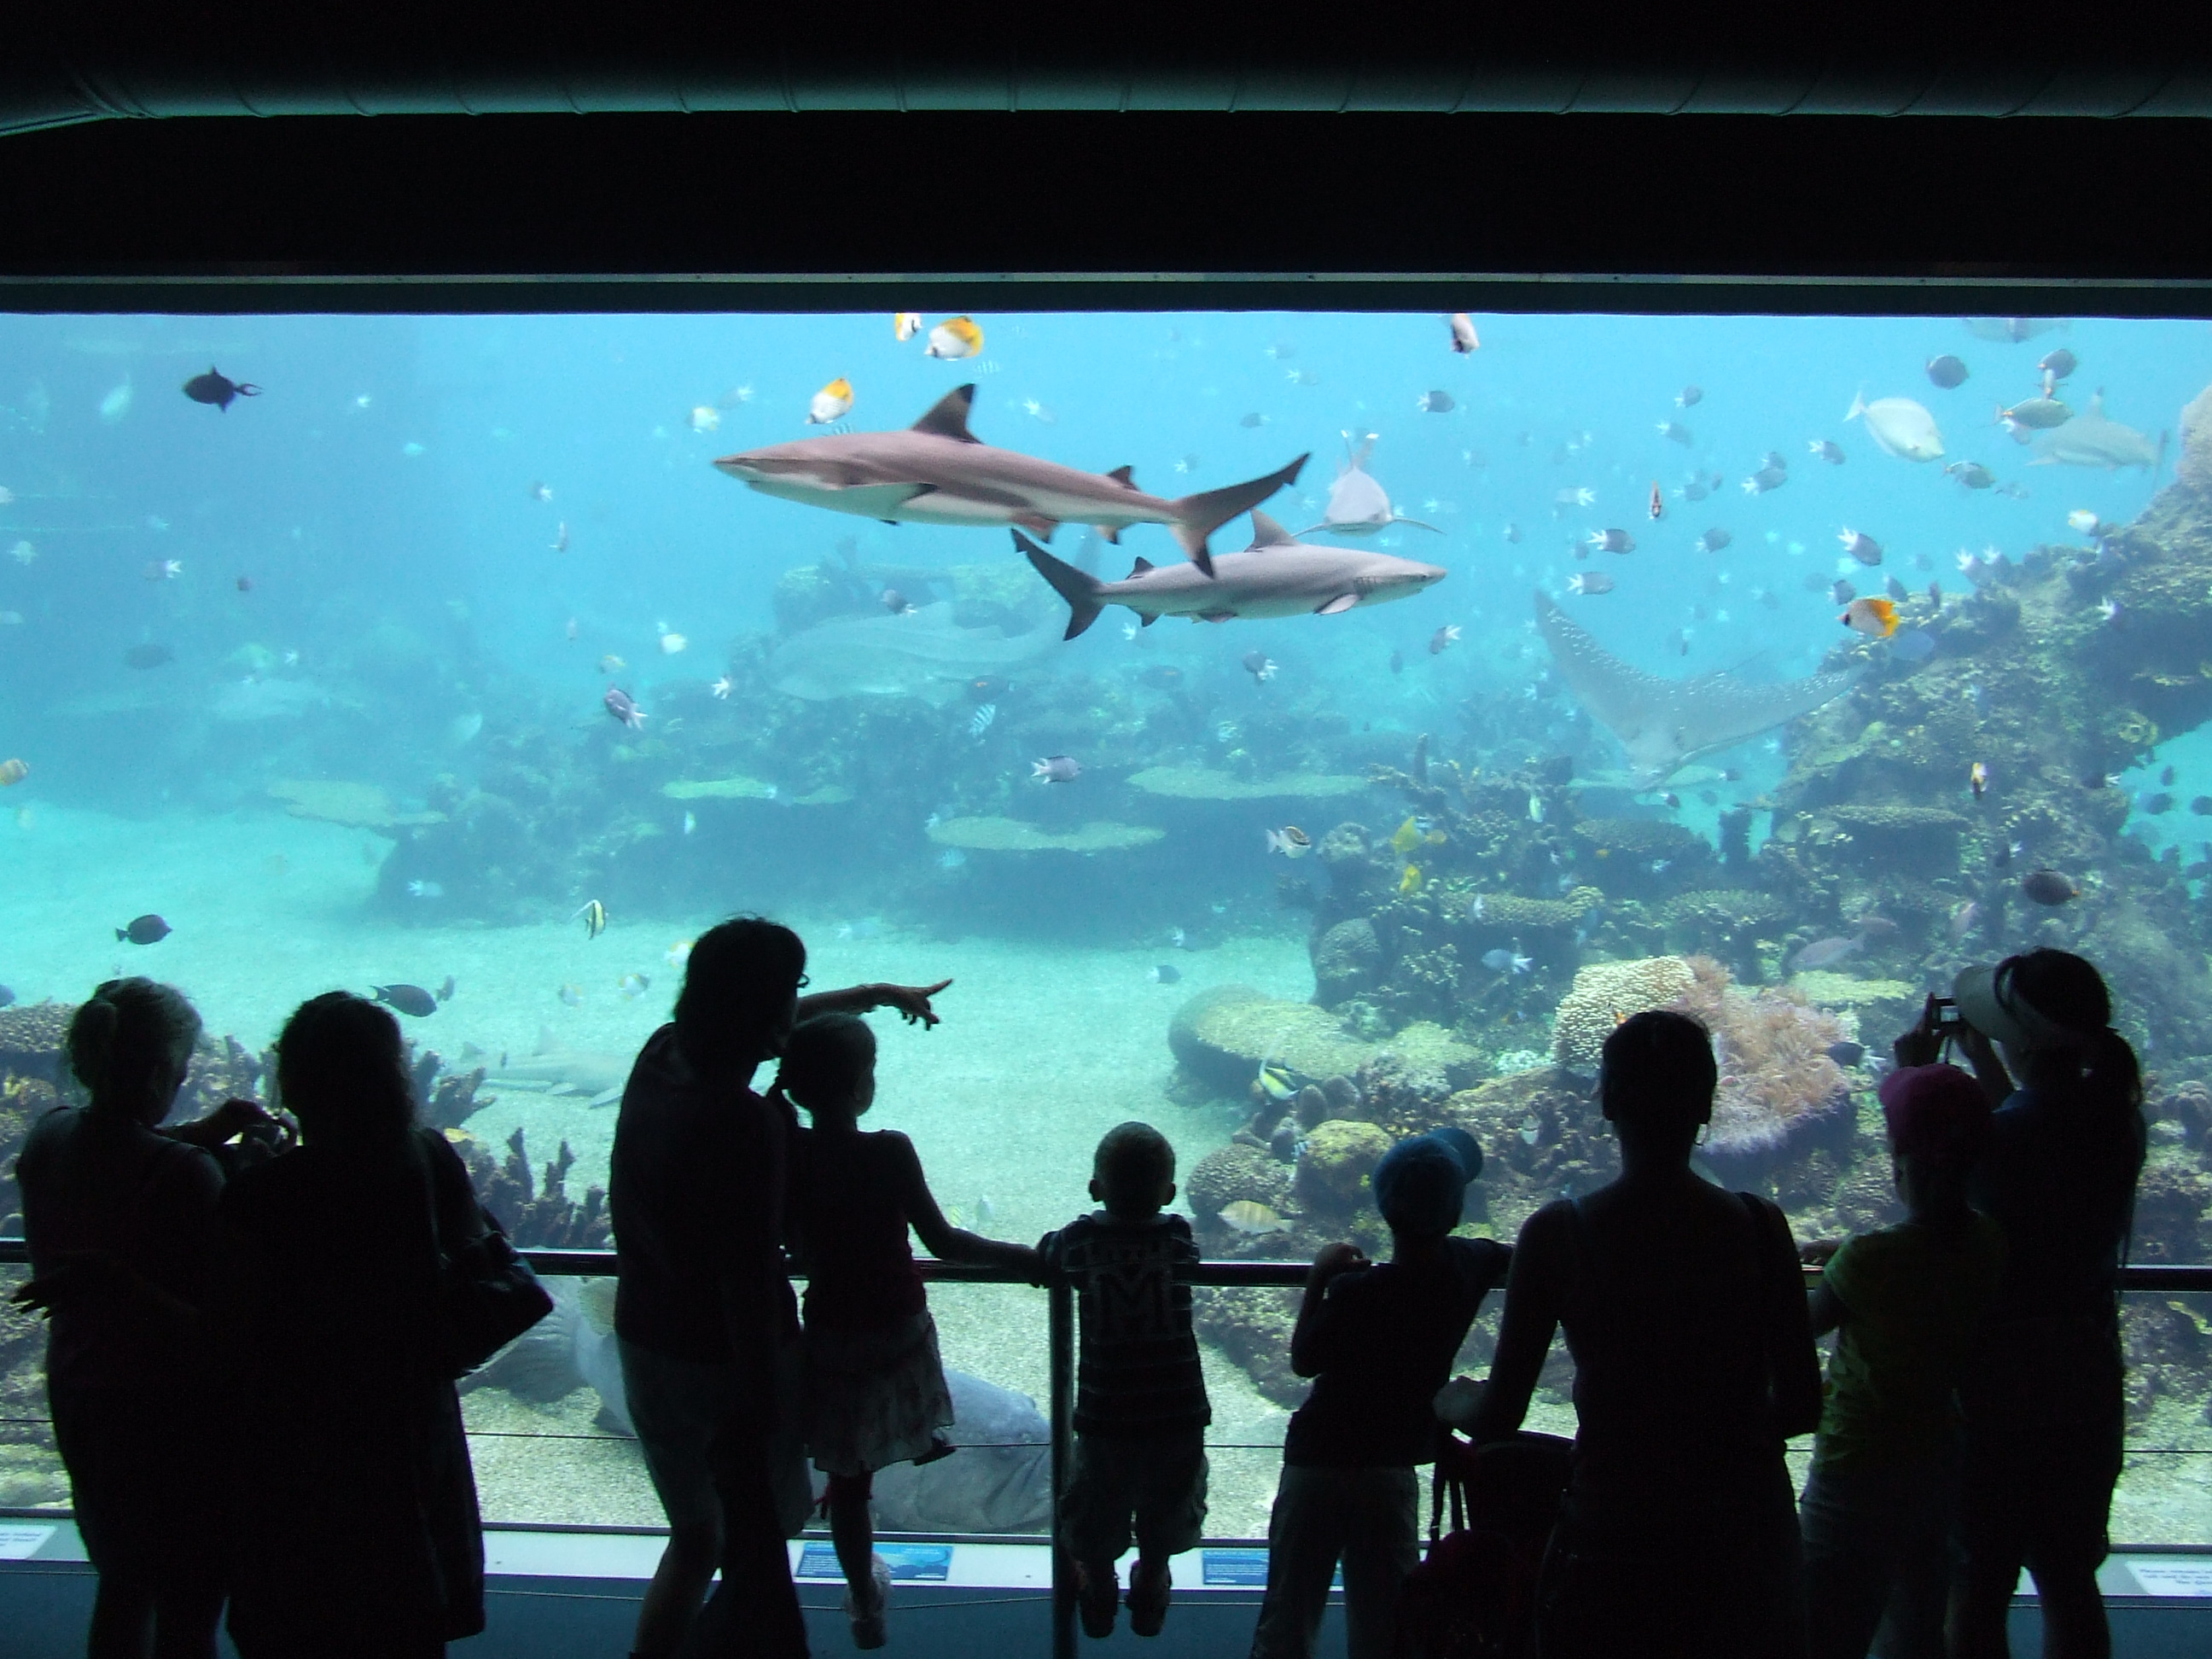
[{"x1": 429, "y1": 1167, "x2": 554, "y2": 1378}]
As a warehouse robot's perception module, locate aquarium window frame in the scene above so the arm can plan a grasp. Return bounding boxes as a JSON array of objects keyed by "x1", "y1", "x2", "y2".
[{"x1": 0, "y1": 272, "x2": 2209, "y2": 319}]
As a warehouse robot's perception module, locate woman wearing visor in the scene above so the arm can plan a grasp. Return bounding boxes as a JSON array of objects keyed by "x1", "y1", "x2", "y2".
[{"x1": 1900, "y1": 951, "x2": 2145, "y2": 1659}]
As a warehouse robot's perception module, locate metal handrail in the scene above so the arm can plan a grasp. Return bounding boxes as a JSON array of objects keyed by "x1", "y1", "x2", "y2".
[
  {"x1": 4, "y1": 1240, "x2": 2209, "y2": 1658},
  {"x1": 5, "y1": 1240, "x2": 2211, "y2": 1289}
]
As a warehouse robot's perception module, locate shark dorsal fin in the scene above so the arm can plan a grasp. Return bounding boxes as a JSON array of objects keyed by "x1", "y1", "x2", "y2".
[
  {"x1": 1247, "y1": 509, "x2": 1296, "y2": 549},
  {"x1": 1107, "y1": 465, "x2": 1138, "y2": 489},
  {"x1": 912, "y1": 385, "x2": 981, "y2": 442},
  {"x1": 1127, "y1": 556, "x2": 1155, "y2": 578}
]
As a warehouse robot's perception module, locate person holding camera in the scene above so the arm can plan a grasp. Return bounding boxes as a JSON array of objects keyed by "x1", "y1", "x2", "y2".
[
  {"x1": 1910, "y1": 952, "x2": 2145, "y2": 1659},
  {"x1": 13, "y1": 978, "x2": 283, "y2": 1659}
]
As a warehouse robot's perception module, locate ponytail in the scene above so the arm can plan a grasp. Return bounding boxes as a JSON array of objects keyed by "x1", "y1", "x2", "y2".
[{"x1": 65, "y1": 978, "x2": 201, "y2": 1117}]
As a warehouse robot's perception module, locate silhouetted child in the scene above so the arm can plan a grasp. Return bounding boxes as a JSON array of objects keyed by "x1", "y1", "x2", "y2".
[
  {"x1": 1036, "y1": 1122, "x2": 1211, "y2": 1639},
  {"x1": 1797, "y1": 1062, "x2": 2004, "y2": 1659},
  {"x1": 1249, "y1": 1128, "x2": 1510, "y2": 1659},
  {"x1": 776, "y1": 1014, "x2": 1039, "y2": 1650}
]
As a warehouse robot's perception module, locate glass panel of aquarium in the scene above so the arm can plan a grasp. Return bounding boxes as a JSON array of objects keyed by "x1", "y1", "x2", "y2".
[
  {"x1": 0, "y1": 307, "x2": 2207, "y2": 1538},
  {"x1": 2118, "y1": 1289, "x2": 2212, "y2": 1546}
]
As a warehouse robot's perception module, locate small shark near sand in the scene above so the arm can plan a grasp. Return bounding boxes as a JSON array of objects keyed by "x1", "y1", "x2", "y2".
[
  {"x1": 716, "y1": 385, "x2": 1307, "y2": 576},
  {"x1": 1535, "y1": 591, "x2": 1862, "y2": 786},
  {"x1": 487, "y1": 1030, "x2": 632, "y2": 1109},
  {"x1": 1018, "y1": 513, "x2": 1446, "y2": 638}
]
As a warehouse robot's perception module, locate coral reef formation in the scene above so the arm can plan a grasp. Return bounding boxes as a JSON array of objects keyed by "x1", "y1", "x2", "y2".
[
  {"x1": 450, "y1": 1126, "x2": 612, "y2": 1250},
  {"x1": 2180, "y1": 382, "x2": 2212, "y2": 496},
  {"x1": 1550, "y1": 956, "x2": 1699, "y2": 1074}
]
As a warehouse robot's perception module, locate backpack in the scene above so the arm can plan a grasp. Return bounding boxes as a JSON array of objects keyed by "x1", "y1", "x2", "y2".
[{"x1": 1393, "y1": 1431, "x2": 1572, "y2": 1659}]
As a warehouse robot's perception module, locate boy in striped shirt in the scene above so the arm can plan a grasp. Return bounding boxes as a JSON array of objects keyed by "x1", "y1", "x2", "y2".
[{"x1": 1038, "y1": 1122, "x2": 1212, "y2": 1639}]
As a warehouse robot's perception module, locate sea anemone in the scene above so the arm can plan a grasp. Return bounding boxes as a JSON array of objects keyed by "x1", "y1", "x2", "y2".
[{"x1": 1674, "y1": 957, "x2": 1849, "y2": 1154}]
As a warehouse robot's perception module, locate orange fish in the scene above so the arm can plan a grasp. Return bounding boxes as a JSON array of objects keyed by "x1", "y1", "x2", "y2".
[{"x1": 1840, "y1": 597, "x2": 1899, "y2": 638}]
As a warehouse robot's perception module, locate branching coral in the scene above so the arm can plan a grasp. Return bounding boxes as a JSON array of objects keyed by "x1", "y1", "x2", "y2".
[
  {"x1": 451, "y1": 1126, "x2": 610, "y2": 1249},
  {"x1": 405, "y1": 1045, "x2": 493, "y2": 1131}
]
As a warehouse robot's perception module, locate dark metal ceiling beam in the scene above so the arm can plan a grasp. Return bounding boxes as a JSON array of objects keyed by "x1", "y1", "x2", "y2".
[{"x1": 1, "y1": 9, "x2": 2207, "y2": 135}]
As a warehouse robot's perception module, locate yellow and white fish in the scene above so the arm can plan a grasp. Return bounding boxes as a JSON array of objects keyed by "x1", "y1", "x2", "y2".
[
  {"x1": 1839, "y1": 596, "x2": 1899, "y2": 638},
  {"x1": 1219, "y1": 1201, "x2": 1292, "y2": 1237},
  {"x1": 574, "y1": 899, "x2": 608, "y2": 940},
  {"x1": 689, "y1": 405, "x2": 720, "y2": 434},
  {"x1": 659, "y1": 631, "x2": 689, "y2": 655},
  {"x1": 807, "y1": 377, "x2": 854, "y2": 424},
  {"x1": 666, "y1": 938, "x2": 695, "y2": 969},
  {"x1": 925, "y1": 317, "x2": 985, "y2": 361},
  {"x1": 894, "y1": 312, "x2": 924, "y2": 341}
]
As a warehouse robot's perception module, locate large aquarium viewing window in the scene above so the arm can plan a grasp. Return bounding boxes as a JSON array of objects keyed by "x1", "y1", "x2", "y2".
[{"x1": 1, "y1": 305, "x2": 2209, "y2": 1544}]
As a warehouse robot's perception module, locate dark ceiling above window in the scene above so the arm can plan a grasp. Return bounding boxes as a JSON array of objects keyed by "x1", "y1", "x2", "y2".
[
  {"x1": 2, "y1": 9, "x2": 2210, "y2": 298},
  {"x1": 2, "y1": 12, "x2": 2209, "y2": 131}
]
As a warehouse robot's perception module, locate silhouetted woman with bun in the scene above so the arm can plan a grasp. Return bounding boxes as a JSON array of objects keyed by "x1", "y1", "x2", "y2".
[
  {"x1": 1927, "y1": 951, "x2": 2146, "y2": 1659},
  {"x1": 212, "y1": 991, "x2": 489, "y2": 1659}
]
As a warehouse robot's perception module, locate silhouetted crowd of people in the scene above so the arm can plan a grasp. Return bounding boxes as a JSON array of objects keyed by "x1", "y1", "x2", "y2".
[{"x1": 13, "y1": 928, "x2": 2149, "y2": 1659}]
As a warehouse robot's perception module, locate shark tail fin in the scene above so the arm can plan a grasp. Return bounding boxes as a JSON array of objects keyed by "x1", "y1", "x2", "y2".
[
  {"x1": 1015, "y1": 529, "x2": 1105, "y2": 640},
  {"x1": 1169, "y1": 453, "x2": 1308, "y2": 578}
]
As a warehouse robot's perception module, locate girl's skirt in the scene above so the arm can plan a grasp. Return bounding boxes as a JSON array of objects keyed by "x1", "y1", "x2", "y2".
[{"x1": 805, "y1": 1309, "x2": 956, "y2": 1478}]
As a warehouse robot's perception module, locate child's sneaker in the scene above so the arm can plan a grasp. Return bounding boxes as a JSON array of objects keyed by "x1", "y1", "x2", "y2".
[
  {"x1": 1126, "y1": 1559, "x2": 1172, "y2": 1638},
  {"x1": 846, "y1": 1554, "x2": 893, "y2": 1650},
  {"x1": 1075, "y1": 1560, "x2": 1120, "y2": 1639}
]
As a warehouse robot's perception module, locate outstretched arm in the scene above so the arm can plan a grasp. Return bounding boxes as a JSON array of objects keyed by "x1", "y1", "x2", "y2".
[
  {"x1": 897, "y1": 1135, "x2": 1040, "y2": 1276},
  {"x1": 1464, "y1": 1203, "x2": 1571, "y2": 1444},
  {"x1": 798, "y1": 979, "x2": 953, "y2": 1028}
]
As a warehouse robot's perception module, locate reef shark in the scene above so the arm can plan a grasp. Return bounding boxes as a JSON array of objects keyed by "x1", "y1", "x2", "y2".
[
  {"x1": 715, "y1": 385, "x2": 1307, "y2": 575},
  {"x1": 1018, "y1": 512, "x2": 1447, "y2": 638},
  {"x1": 2023, "y1": 391, "x2": 2166, "y2": 472},
  {"x1": 1534, "y1": 592, "x2": 1862, "y2": 786},
  {"x1": 770, "y1": 601, "x2": 1060, "y2": 703},
  {"x1": 487, "y1": 1031, "x2": 633, "y2": 1109}
]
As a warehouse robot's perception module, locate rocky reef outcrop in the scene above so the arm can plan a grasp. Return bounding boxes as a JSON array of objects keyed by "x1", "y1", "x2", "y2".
[{"x1": 1182, "y1": 402, "x2": 2212, "y2": 1426}]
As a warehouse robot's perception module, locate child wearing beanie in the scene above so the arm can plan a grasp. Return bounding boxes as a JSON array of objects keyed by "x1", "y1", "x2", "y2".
[{"x1": 1249, "y1": 1128, "x2": 1511, "y2": 1659}]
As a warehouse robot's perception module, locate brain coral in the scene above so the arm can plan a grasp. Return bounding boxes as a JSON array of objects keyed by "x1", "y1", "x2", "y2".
[{"x1": 1550, "y1": 956, "x2": 1697, "y2": 1074}]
